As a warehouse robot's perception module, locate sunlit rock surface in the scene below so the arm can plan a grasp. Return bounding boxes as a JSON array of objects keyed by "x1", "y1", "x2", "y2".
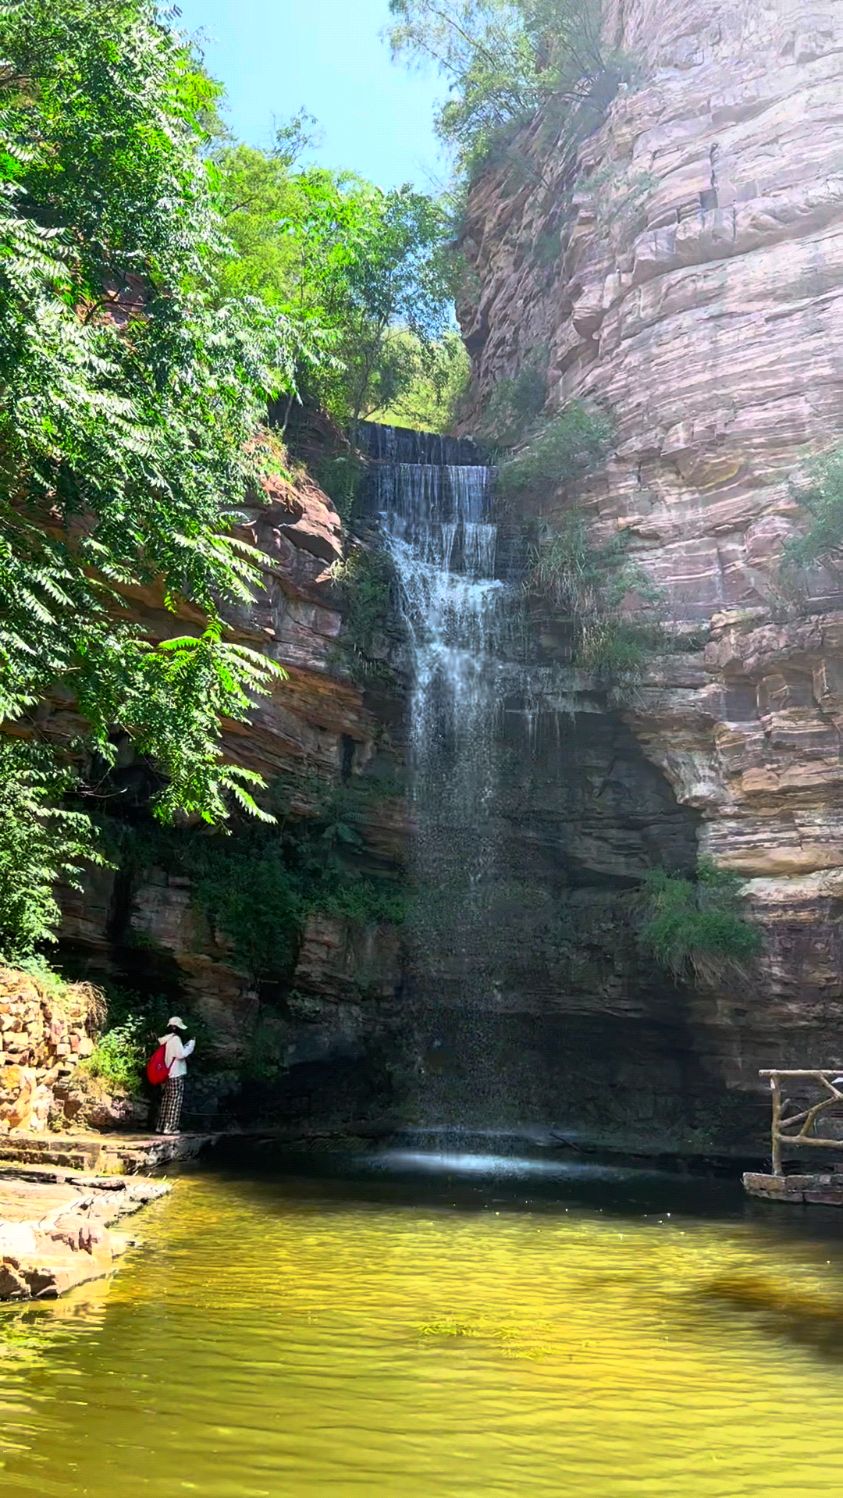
[
  {"x1": 457, "y1": 0, "x2": 843, "y2": 1119},
  {"x1": 58, "y1": 456, "x2": 409, "y2": 1103}
]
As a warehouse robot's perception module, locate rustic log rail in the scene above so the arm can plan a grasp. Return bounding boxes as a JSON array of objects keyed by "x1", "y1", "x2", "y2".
[{"x1": 760, "y1": 1069, "x2": 843, "y2": 1175}]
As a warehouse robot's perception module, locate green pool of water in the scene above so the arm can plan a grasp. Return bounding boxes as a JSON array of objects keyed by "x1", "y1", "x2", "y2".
[{"x1": 2, "y1": 1151, "x2": 843, "y2": 1496}]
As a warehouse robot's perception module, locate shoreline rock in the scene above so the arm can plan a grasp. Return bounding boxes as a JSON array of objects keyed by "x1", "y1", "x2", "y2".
[{"x1": 0, "y1": 1164, "x2": 170, "y2": 1302}]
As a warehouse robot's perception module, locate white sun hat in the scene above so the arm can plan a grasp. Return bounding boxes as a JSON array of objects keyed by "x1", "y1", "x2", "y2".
[{"x1": 168, "y1": 1016, "x2": 187, "y2": 1031}]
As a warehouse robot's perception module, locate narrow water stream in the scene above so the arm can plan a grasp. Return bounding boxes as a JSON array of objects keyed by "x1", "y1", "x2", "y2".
[
  {"x1": 372, "y1": 428, "x2": 507, "y2": 1021},
  {"x1": 3, "y1": 1154, "x2": 843, "y2": 1496}
]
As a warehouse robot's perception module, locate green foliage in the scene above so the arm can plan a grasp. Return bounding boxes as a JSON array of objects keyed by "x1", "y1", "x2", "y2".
[
  {"x1": 482, "y1": 359, "x2": 547, "y2": 446},
  {"x1": 0, "y1": 0, "x2": 303, "y2": 955},
  {"x1": 368, "y1": 330, "x2": 471, "y2": 432},
  {"x1": 576, "y1": 616, "x2": 654, "y2": 677},
  {"x1": 526, "y1": 511, "x2": 662, "y2": 678},
  {"x1": 784, "y1": 446, "x2": 843, "y2": 571},
  {"x1": 389, "y1": 0, "x2": 622, "y2": 183},
  {"x1": 309, "y1": 452, "x2": 366, "y2": 524},
  {"x1": 192, "y1": 840, "x2": 304, "y2": 979},
  {"x1": 86, "y1": 1016, "x2": 146, "y2": 1094},
  {"x1": 239, "y1": 1013, "x2": 288, "y2": 1084},
  {"x1": 215, "y1": 143, "x2": 454, "y2": 429},
  {"x1": 638, "y1": 860, "x2": 761, "y2": 985},
  {"x1": 83, "y1": 981, "x2": 210, "y2": 1095},
  {"x1": 105, "y1": 777, "x2": 407, "y2": 983},
  {"x1": 331, "y1": 546, "x2": 396, "y2": 683},
  {"x1": 0, "y1": 740, "x2": 108, "y2": 961},
  {"x1": 497, "y1": 402, "x2": 613, "y2": 497},
  {"x1": 319, "y1": 877, "x2": 408, "y2": 926}
]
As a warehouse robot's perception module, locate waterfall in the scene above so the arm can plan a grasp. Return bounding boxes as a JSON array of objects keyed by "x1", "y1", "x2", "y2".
[{"x1": 360, "y1": 424, "x2": 514, "y2": 1122}]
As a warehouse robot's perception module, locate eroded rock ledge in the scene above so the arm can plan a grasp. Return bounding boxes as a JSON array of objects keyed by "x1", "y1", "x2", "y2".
[{"x1": 0, "y1": 1166, "x2": 169, "y2": 1301}]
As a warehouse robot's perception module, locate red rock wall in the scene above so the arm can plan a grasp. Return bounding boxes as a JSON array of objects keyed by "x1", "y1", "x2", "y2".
[{"x1": 58, "y1": 455, "x2": 409, "y2": 1096}]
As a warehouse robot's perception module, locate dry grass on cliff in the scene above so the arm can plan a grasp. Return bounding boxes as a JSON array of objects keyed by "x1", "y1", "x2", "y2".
[{"x1": 0, "y1": 963, "x2": 106, "y2": 1032}]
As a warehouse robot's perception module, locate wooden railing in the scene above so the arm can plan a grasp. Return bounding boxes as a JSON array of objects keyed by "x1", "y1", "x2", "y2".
[{"x1": 761, "y1": 1069, "x2": 843, "y2": 1175}]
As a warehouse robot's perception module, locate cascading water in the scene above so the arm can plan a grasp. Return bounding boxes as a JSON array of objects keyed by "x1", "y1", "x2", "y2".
[
  {"x1": 359, "y1": 422, "x2": 515, "y2": 1122},
  {"x1": 356, "y1": 424, "x2": 707, "y2": 1142}
]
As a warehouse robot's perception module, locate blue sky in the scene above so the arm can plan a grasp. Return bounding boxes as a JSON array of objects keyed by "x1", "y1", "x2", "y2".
[{"x1": 176, "y1": 0, "x2": 448, "y2": 189}]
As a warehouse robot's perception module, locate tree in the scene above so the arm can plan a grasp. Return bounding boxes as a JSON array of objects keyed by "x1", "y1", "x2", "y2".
[
  {"x1": 214, "y1": 144, "x2": 454, "y2": 429},
  {"x1": 367, "y1": 329, "x2": 470, "y2": 431},
  {"x1": 0, "y1": 0, "x2": 300, "y2": 956},
  {"x1": 388, "y1": 0, "x2": 615, "y2": 179}
]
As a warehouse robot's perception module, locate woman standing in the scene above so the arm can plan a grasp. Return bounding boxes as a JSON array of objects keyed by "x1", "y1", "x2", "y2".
[{"x1": 155, "y1": 1017, "x2": 196, "y2": 1135}]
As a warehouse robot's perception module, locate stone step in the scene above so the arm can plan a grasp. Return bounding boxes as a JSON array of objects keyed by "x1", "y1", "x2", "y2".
[
  {"x1": 0, "y1": 1137, "x2": 101, "y2": 1171},
  {"x1": 0, "y1": 1130, "x2": 220, "y2": 1175}
]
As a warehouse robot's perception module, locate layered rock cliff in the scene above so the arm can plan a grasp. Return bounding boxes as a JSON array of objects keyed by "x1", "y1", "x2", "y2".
[
  {"x1": 457, "y1": 0, "x2": 843, "y2": 1124},
  {"x1": 56, "y1": 425, "x2": 409, "y2": 1126}
]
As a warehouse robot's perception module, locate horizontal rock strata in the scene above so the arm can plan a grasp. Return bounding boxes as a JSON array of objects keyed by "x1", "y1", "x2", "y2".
[
  {"x1": 0, "y1": 1167, "x2": 168, "y2": 1301},
  {"x1": 457, "y1": 0, "x2": 843, "y2": 1132}
]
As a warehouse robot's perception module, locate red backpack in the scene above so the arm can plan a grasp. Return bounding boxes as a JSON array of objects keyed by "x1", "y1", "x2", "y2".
[{"x1": 146, "y1": 1044, "x2": 170, "y2": 1087}]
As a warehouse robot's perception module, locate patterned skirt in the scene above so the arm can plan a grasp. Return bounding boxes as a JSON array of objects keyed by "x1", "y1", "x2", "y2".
[{"x1": 156, "y1": 1076, "x2": 185, "y2": 1134}]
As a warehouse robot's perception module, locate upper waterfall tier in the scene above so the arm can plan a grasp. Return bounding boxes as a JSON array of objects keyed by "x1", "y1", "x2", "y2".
[{"x1": 356, "y1": 420, "x2": 484, "y2": 469}]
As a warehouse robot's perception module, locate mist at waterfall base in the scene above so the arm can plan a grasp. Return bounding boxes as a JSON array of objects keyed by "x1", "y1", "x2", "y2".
[{"x1": 361, "y1": 423, "x2": 559, "y2": 1131}]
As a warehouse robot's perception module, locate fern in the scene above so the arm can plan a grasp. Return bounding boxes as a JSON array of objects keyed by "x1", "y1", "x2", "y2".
[{"x1": 0, "y1": 739, "x2": 108, "y2": 960}]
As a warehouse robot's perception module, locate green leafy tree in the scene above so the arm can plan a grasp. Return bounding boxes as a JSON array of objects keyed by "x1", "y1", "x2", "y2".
[
  {"x1": 215, "y1": 144, "x2": 454, "y2": 429},
  {"x1": 367, "y1": 329, "x2": 470, "y2": 431},
  {"x1": 0, "y1": 739, "x2": 107, "y2": 961},
  {"x1": 785, "y1": 446, "x2": 843, "y2": 571},
  {"x1": 388, "y1": 0, "x2": 613, "y2": 178},
  {"x1": 0, "y1": 0, "x2": 300, "y2": 957}
]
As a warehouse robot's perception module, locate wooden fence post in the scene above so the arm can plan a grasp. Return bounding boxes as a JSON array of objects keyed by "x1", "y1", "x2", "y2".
[{"x1": 771, "y1": 1075, "x2": 783, "y2": 1176}]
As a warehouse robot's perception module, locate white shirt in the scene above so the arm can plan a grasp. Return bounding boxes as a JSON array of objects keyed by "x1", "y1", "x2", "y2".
[{"x1": 160, "y1": 1033, "x2": 195, "y2": 1079}]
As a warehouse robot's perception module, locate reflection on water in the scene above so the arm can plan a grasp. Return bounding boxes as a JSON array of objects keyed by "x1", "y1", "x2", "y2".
[{"x1": 2, "y1": 1150, "x2": 843, "y2": 1497}]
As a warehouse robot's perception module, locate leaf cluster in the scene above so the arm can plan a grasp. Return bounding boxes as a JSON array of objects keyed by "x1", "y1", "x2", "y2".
[
  {"x1": 104, "y1": 784, "x2": 407, "y2": 983},
  {"x1": 497, "y1": 401, "x2": 613, "y2": 497},
  {"x1": 367, "y1": 329, "x2": 470, "y2": 433},
  {"x1": 0, "y1": 0, "x2": 301, "y2": 954},
  {"x1": 388, "y1": 0, "x2": 616, "y2": 183},
  {"x1": 0, "y1": 739, "x2": 107, "y2": 962},
  {"x1": 331, "y1": 546, "x2": 397, "y2": 684},
  {"x1": 481, "y1": 358, "x2": 547, "y2": 446},
  {"x1": 784, "y1": 445, "x2": 843, "y2": 573},
  {"x1": 214, "y1": 144, "x2": 455, "y2": 429},
  {"x1": 638, "y1": 860, "x2": 761, "y2": 986},
  {"x1": 85, "y1": 1015, "x2": 147, "y2": 1094},
  {"x1": 526, "y1": 508, "x2": 662, "y2": 678}
]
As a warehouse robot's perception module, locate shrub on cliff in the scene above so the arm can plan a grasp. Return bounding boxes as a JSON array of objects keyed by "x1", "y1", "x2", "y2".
[
  {"x1": 0, "y1": 0, "x2": 302, "y2": 957},
  {"x1": 498, "y1": 403, "x2": 613, "y2": 497},
  {"x1": 638, "y1": 861, "x2": 761, "y2": 986},
  {"x1": 482, "y1": 359, "x2": 548, "y2": 447},
  {"x1": 785, "y1": 445, "x2": 843, "y2": 571},
  {"x1": 525, "y1": 510, "x2": 660, "y2": 678},
  {"x1": 388, "y1": 0, "x2": 623, "y2": 183}
]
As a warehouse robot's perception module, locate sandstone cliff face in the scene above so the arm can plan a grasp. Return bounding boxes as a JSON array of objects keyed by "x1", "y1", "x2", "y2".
[
  {"x1": 458, "y1": 0, "x2": 843, "y2": 1116},
  {"x1": 57, "y1": 448, "x2": 408, "y2": 1118}
]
